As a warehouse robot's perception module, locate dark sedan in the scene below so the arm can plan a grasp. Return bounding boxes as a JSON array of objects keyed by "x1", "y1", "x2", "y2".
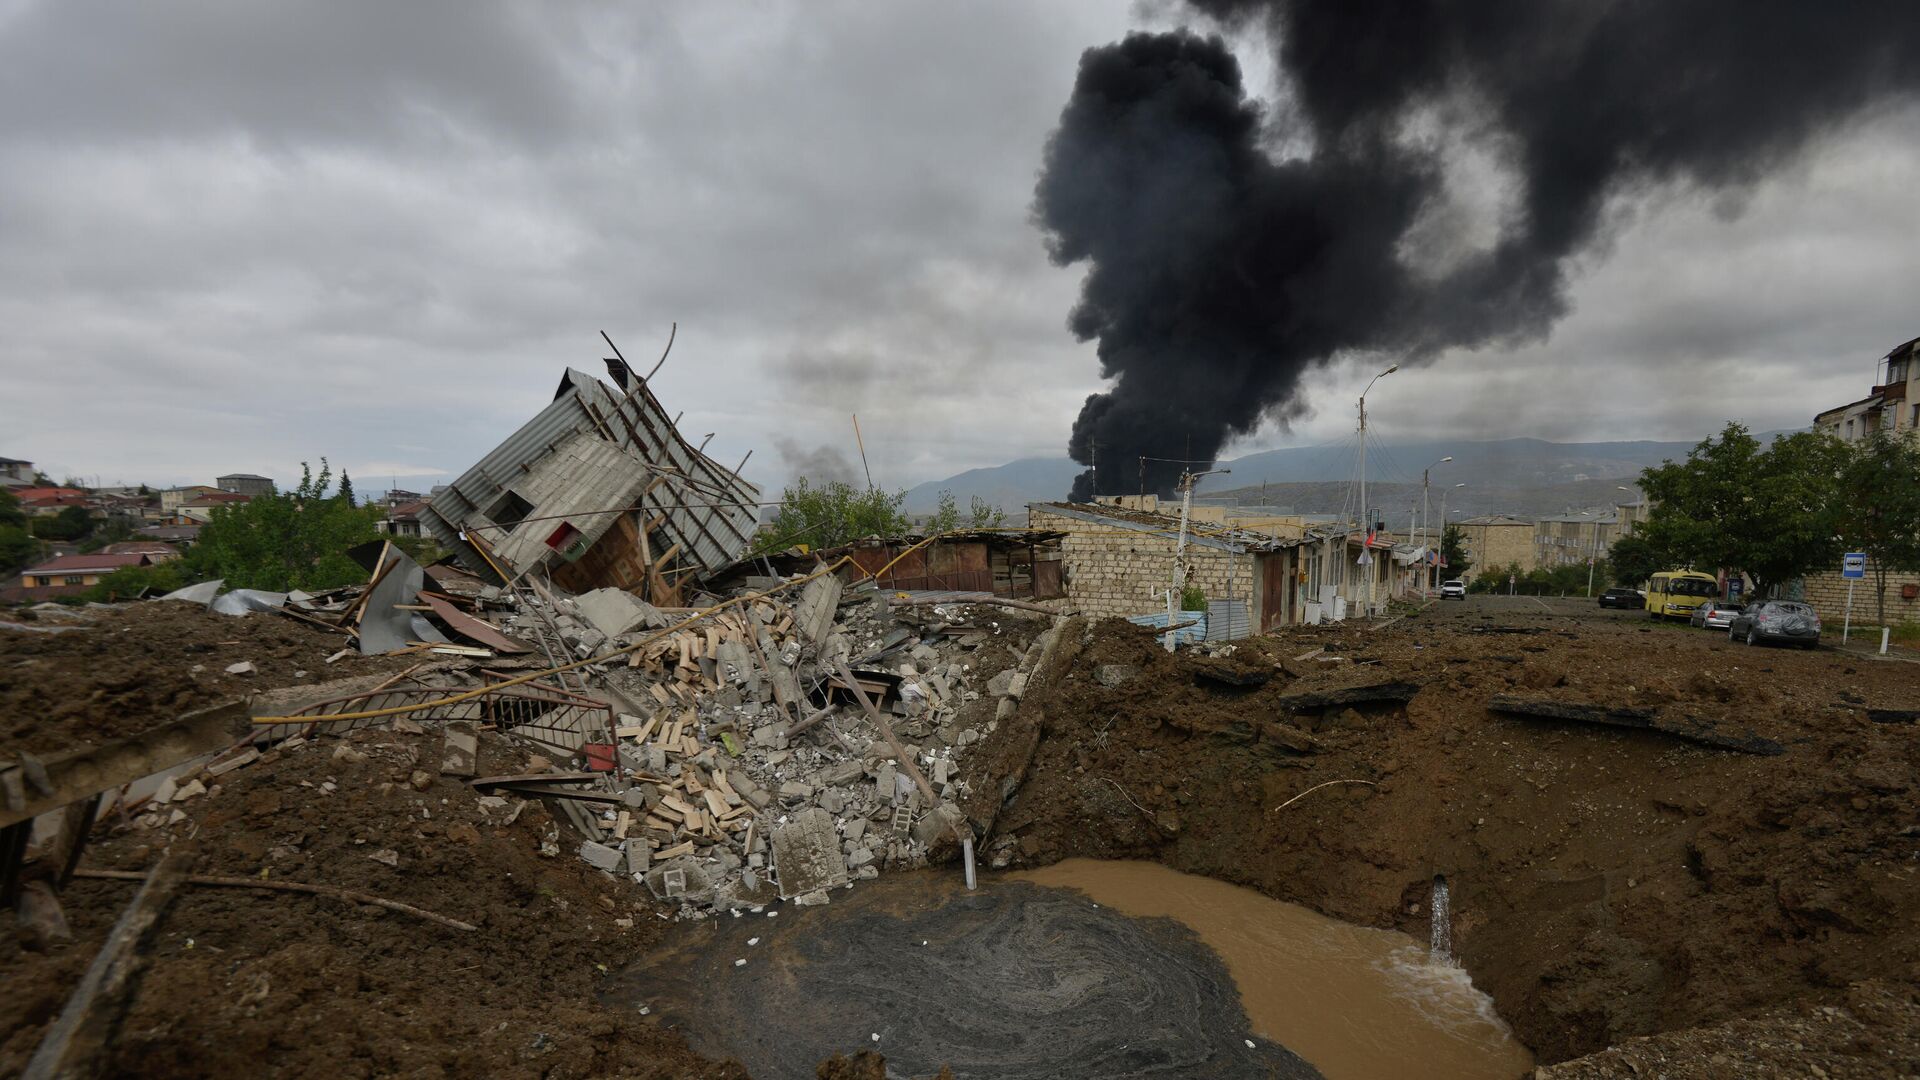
[
  {"x1": 1725, "y1": 600, "x2": 1821, "y2": 648},
  {"x1": 1597, "y1": 587, "x2": 1644, "y2": 609}
]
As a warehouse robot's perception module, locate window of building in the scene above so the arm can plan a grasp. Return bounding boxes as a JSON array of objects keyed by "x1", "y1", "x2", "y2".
[
  {"x1": 64, "y1": 576, "x2": 83, "y2": 585},
  {"x1": 485, "y1": 490, "x2": 536, "y2": 529},
  {"x1": 35, "y1": 576, "x2": 52, "y2": 586}
]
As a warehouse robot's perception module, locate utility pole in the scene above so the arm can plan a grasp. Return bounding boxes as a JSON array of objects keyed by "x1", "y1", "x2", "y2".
[
  {"x1": 1166, "y1": 467, "x2": 1230, "y2": 651},
  {"x1": 1356, "y1": 364, "x2": 1397, "y2": 617},
  {"x1": 1420, "y1": 455, "x2": 1453, "y2": 598}
]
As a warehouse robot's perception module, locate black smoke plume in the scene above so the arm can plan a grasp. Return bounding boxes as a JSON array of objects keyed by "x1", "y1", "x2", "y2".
[{"x1": 1037, "y1": 2, "x2": 1920, "y2": 501}]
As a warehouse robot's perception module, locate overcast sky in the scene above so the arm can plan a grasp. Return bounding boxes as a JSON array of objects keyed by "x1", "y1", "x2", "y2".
[{"x1": 3, "y1": 1, "x2": 1915, "y2": 496}]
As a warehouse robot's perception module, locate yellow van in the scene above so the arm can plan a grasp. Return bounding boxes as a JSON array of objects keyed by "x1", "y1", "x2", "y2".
[{"x1": 1645, "y1": 570, "x2": 1719, "y2": 619}]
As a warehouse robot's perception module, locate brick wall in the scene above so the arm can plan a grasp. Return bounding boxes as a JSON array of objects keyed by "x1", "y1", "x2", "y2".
[
  {"x1": 1029, "y1": 507, "x2": 1260, "y2": 620},
  {"x1": 1800, "y1": 567, "x2": 1920, "y2": 627}
]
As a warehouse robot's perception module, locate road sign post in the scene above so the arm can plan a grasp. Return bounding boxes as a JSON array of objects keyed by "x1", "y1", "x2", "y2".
[{"x1": 1841, "y1": 552, "x2": 1866, "y2": 644}]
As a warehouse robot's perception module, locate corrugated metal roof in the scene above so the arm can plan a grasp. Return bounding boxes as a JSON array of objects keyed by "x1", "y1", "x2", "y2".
[{"x1": 420, "y1": 367, "x2": 760, "y2": 585}]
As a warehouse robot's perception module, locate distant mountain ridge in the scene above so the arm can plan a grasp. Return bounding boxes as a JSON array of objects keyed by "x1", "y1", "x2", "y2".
[{"x1": 902, "y1": 435, "x2": 1778, "y2": 517}]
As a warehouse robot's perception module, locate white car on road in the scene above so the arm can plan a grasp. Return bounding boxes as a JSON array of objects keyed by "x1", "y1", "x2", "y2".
[{"x1": 1440, "y1": 579, "x2": 1467, "y2": 600}]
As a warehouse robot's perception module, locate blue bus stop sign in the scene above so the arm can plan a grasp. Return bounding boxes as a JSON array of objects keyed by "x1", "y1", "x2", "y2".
[{"x1": 1842, "y1": 552, "x2": 1867, "y2": 580}]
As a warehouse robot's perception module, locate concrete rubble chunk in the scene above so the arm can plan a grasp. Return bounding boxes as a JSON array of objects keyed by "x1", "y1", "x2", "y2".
[
  {"x1": 174, "y1": 779, "x2": 206, "y2": 801},
  {"x1": 779, "y1": 781, "x2": 814, "y2": 800},
  {"x1": 579, "y1": 840, "x2": 624, "y2": 872},
  {"x1": 816, "y1": 760, "x2": 864, "y2": 787},
  {"x1": 792, "y1": 574, "x2": 844, "y2": 646},
  {"x1": 912, "y1": 803, "x2": 966, "y2": 847},
  {"x1": 874, "y1": 764, "x2": 896, "y2": 802},
  {"x1": 1006, "y1": 673, "x2": 1029, "y2": 699},
  {"x1": 987, "y1": 669, "x2": 1016, "y2": 697},
  {"x1": 225, "y1": 661, "x2": 256, "y2": 676},
  {"x1": 845, "y1": 818, "x2": 868, "y2": 842},
  {"x1": 1094, "y1": 664, "x2": 1139, "y2": 688},
  {"x1": 771, "y1": 807, "x2": 849, "y2": 899},
  {"x1": 439, "y1": 720, "x2": 479, "y2": 777},
  {"x1": 575, "y1": 588, "x2": 668, "y2": 639}
]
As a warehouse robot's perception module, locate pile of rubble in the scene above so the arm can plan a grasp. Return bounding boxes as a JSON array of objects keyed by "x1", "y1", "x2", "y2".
[{"x1": 478, "y1": 572, "x2": 1059, "y2": 917}]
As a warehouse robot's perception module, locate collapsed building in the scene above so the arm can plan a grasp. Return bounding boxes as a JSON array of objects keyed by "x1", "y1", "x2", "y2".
[{"x1": 420, "y1": 368, "x2": 761, "y2": 606}]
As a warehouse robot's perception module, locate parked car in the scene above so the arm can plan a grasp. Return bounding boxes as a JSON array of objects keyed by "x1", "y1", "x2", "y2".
[
  {"x1": 1725, "y1": 600, "x2": 1821, "y2": 648},
  {"x1": 1597, "y1": 587, "x2": 1644, "y2": 609},
  {"x1": 1688, "y1": 601, "x2": 1744, "y2": 630},
  {"x1": 1440, "y1": 579, "x2": 1466, "y2": 600}
]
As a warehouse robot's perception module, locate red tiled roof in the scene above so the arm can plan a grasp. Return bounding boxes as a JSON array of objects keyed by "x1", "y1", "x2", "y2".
[
  {"x1": 22, "y1": 494, "x2": 90, "y2": 508},
  {"x1": 389, "y1": 500, "x2": 427, "y2": 518},
  {"x1": 14, "y1": 487, "x2": 84, "y2": 500},
  {"x1": 22, "y1": 553, "x2": 152, "y2": 575}
]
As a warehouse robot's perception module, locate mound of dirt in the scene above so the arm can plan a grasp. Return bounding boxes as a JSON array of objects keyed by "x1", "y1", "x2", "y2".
[
  {"x1": 1, "y1": 723, "x2": 744, "y2": 1079},
  {"x1": 1, "y1": 602, "x2": 423, "y2": 757},
  {"x1": 967, "y1": 602, "x2": 1920, "y2": 1068}
]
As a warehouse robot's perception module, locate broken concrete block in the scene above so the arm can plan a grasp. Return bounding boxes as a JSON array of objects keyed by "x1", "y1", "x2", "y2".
[
  {"x1": 996, "y1": 698, "x2": 1018, "y2": 721},
  {"x1": 174, "y1": 779, "x2": 206, "y2": 801},
  {"x1": 933, "y1": 758, "x2": 951, "y2": 786},
  {"x1": 847, "y1": 847, "x2": 874, "y2": 869},
  {"x1": 778, "y1": 781, "x2": 814, "y2": 800},
  {"x1": 792, "y1": 573, "x2": 843, "y2": 645},
  {"x1": 1094, "y1": 664, "x2": 1138, "y2": 688},
  {"x1": 579, "y1": 840, "x2": 623, "y2": 872},
  {"x1": 225, "y1": 661, "x2": 256, "y2": 676},
  {"x1": 912, "y1": 804, "x2": 966, "y2": 847},
  {"x1": 439, "y1": 720, "x2": 479, "y2": 777},
  {"x1": 874, "y1": 764, "x2": 896, "y2": 802},
  {"x1": 733, "y1": 774, "x2": 772, "y2": 810},
  {"x1": 987, "y1": 669, "x2": 1016, "y2": 697},
  {"x1": 820, "y1": 791, "x2": 846, "y2": 814},
  {"x1": 771, "y1": 807, "x2": 849, "y2": 899},
  {"x1": 816, "y1": 760, "x2": 864, "y2": 787},
  {"x1": 793, "y1": 889, "x2": 832, "y2": 907},
  {"x1": 1007, "y1": 673, "x2": 1029, "y2": 699},
  {"x1": 574, "y1": 588, "x2": 667, "y2": 639},
  {"x1": 623, "y1": 838, "x2": 652, "y2": 873},
  {"x1": 152, "y1": 776, "x2": 178, "y2": 805},
  {"x1": 845, "y1": 817, "x2": 868, "y2": 843}
]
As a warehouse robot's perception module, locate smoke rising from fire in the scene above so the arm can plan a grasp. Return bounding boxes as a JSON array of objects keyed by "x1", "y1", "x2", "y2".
[{"x1": 1036, "y1": 1, "x2": 1920, "y2": 501}]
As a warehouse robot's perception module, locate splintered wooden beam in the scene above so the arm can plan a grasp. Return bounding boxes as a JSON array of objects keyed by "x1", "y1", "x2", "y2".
[{"x1": 23, "y1": 849, "x2": 193, "y2": 1080}]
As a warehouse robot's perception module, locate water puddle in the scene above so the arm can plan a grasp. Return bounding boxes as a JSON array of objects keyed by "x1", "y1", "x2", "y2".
[
  {"x1": 612, "y1": 860, "x2": 1531, "y2": 1079},
  {"x1": 1017, "y1": 860, "x2": 1532, "y2": 1080}
]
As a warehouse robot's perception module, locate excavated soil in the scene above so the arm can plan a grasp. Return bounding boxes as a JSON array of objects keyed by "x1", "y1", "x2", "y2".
[
  {"x1": 1, "y1": 602, "x2": 424, "y2": 757},
  {"x1": 1, "y1": 723, "x2": 741, "y2": 1079},
  {"x1": 966, "y1": 597, "x2": 1920, "y2": 1073},
  {"x1": 6, "y1": 594, "x2": 1919, "y2": 1077}
]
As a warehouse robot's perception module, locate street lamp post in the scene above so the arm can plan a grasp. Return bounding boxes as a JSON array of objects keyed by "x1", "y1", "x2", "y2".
[
  {"x1": 1421, "y1": 455, "x2": 1453, "y2": 597},
  {"x1": 1358, "y1": 364, "x2": 1397, "y2": 617},
  {"x1": 1438, "y1": 483, "x2": 1465, "y2": 581}
]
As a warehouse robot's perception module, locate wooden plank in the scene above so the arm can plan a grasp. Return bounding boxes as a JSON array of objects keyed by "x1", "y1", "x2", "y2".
[
  {"x1": 655, "y1": 840, "x2": 694, "y2": 860},
  {"x1": 22, "y1": 849, "x2": 191, "y2": 1080},
  {"x1": 701, "y1": 788, "x2": 729, "y2": 820}
]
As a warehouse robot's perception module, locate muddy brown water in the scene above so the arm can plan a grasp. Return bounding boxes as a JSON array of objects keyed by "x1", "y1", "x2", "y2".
[
  {"x1": 615, "y1": 860, "x2": 1531, "y2": 1078},
  {"x1": 1017, "y1": 860, "x2": 1534, "y2": 1080}
]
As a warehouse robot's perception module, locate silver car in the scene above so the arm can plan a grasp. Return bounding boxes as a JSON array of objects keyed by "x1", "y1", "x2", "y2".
[
  {"x1": 1726, "y1": 600, "x2": 1821, "y2": 649},
  {"x1": 1688, "y1": 601, "x2": 1744, "y2": 630}
]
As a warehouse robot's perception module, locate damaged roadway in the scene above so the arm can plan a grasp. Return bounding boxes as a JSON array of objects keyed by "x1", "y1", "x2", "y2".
[{"x1": 4, "y1": 580, "x2": 1919, "y2": 1076}]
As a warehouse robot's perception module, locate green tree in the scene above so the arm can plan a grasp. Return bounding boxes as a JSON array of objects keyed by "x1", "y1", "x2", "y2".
[
  {"x1": 31, "y1": 505, "x2": 95, "y2": 541},
  {"x1": 1440, "y1": 524, "x2": 1472, "y2": 580},
  {"x1": 0, "y1": 525, "x2": 38, "y2": 574},
  {"x1": 925, "y1": 490, "x2": 1009, "y2": 534},
  {"x1": 1835, "y1": 431, "x2": 1920, "y2": 629},
  {"x1": 81, "y1": 561, "x2": 190, "y2": 603},
  {"x1": 337, "y1": 471, "x2": 356, "y2": 507},
  {"x1": 0, "y1": 488, "x2": 25, "y2": 530},
  {"x1": 1604, "y1": 533, "x2": 1664, "y2": 589},
  {"x1": 758, "y1": 478, "x2": 911, "y2": 553},
  {"x1": 1637, "y1": 423, "x2": 1849, "y2": 599},
  {"x1": 185, "y1": 458, "x2": 384, "y2": 590}
]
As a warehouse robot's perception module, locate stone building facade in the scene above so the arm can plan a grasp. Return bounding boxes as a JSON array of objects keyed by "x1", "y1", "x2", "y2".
[
  {"x1": 1799, "y1": 565, "x2": 1920, "y2": 629},
  {"x1": 1456, "y1": 515, "x2": 1535, "y2": 581}
]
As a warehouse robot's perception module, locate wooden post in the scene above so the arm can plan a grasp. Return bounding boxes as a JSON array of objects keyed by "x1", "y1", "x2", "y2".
[{"x1": 23, "y1": 848, "x2": 192, "y2": 1080}]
